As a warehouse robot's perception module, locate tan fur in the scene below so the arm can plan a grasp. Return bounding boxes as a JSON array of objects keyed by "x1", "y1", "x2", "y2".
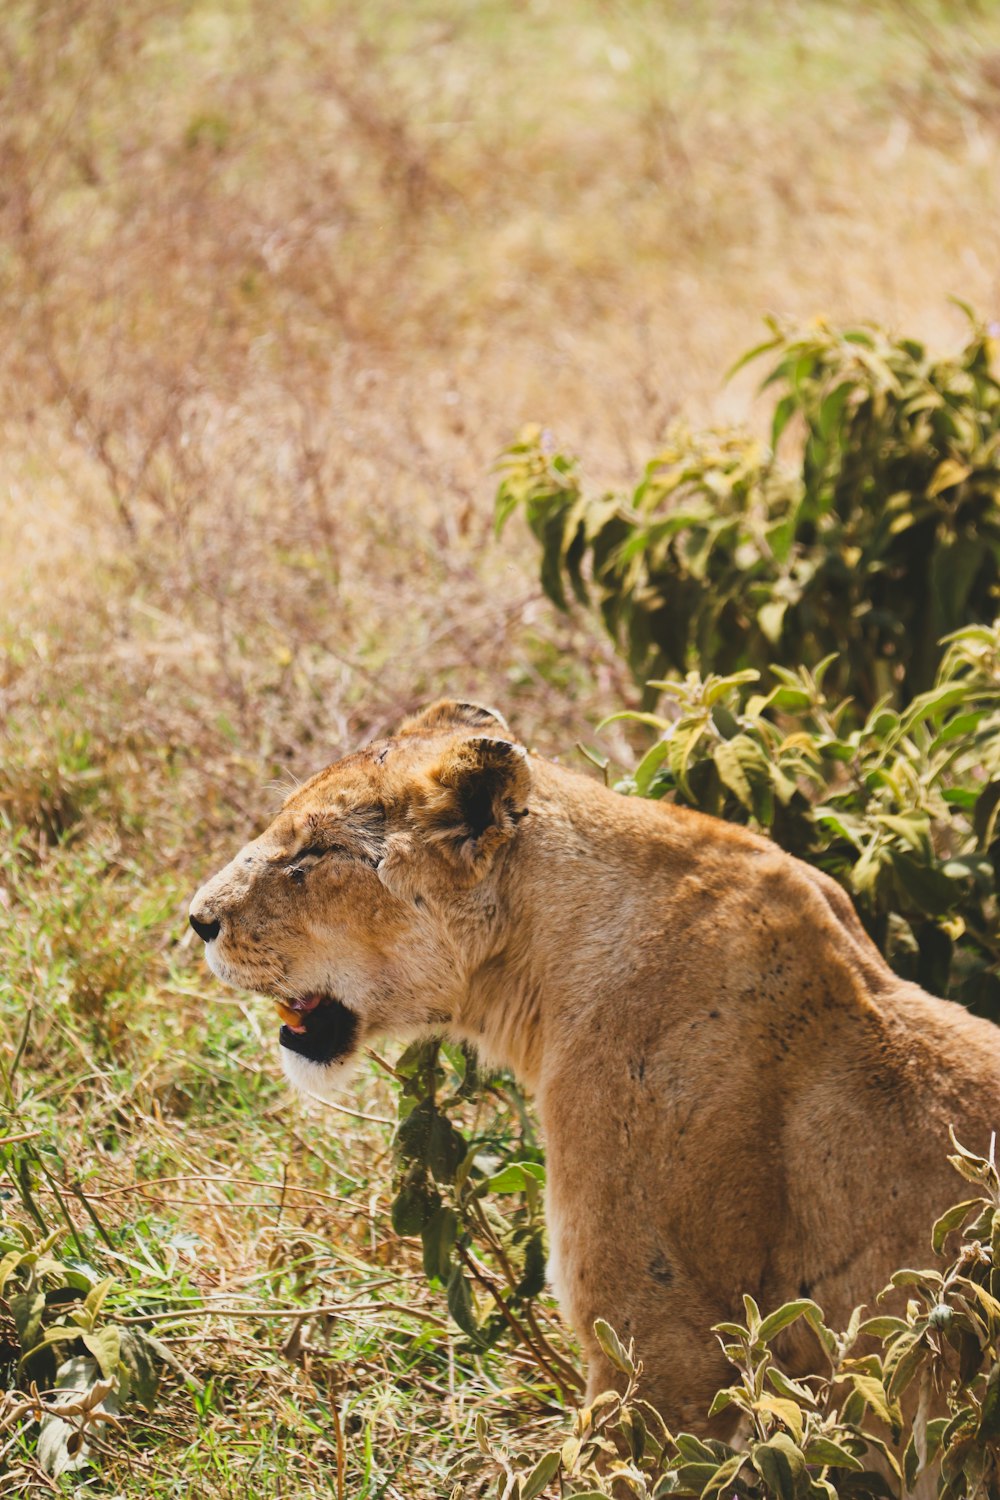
[{"x1": 190, "y1": 702, "x2": 1000, "y2": 1432}]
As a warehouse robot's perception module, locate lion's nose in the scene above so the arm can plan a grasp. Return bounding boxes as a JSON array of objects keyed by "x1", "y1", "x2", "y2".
[{"x1": 190, "y1": 913, "x2": 221, "y2": 943}]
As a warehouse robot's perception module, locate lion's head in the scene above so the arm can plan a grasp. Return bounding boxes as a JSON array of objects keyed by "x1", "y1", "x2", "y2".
[{"x1": 188, "y1": 701, "x2": 531, "y2": 1098}]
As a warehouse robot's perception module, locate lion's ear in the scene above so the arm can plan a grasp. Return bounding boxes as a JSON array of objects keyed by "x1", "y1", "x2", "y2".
[
  {"x1": 400, "y1": 699, "x2": 510, "y2": 737},
  {"x1": 418, "y1": 736, "x2": 531, "y2": 868}
]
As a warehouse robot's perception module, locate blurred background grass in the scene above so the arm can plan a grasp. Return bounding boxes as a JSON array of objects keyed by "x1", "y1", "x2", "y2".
[{"x1": 3, "y1": 1, "x2": 1000, "y2": 1493}]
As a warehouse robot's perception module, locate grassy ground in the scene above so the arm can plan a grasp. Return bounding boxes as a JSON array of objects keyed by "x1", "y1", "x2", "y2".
[{"x1": 4, "y1": 0, "x2": 1000, "y2": 1493}]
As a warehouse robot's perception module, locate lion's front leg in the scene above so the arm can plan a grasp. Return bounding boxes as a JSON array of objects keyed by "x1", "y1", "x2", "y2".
[{"x1": 547, "y1": 1192, "x2": 738, "y2": 1438}]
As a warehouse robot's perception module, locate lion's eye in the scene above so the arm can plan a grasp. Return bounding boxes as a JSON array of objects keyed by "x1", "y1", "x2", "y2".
[
  {"x1": 287, "y1": 843, "x2": 349, "y2": 884},
  {"x1": 296, "y1": 844, "x2": 327, "y2": 862}
]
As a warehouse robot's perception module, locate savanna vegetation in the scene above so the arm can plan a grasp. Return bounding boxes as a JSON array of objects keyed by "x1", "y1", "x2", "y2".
[{"x1": 5, "y1": 1, "x2": 1000, "y2": 1495}]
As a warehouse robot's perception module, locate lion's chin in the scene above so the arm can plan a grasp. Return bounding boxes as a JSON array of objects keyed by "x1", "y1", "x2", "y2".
[
  {"x1": 277, "y1": 994, "x2": 361, "y2": 1101},
  {"x1": 280, "y1": 1044, "x2": 360, "y2": 1101}
]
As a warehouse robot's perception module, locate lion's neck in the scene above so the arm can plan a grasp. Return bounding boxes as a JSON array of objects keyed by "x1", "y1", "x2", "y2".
[
  {"x1": 450, "y1": 763, "x2": 707, "y2": 1087},
  {"x1": 447, "y1": 759, "x2": 894, "y2": 1093}
]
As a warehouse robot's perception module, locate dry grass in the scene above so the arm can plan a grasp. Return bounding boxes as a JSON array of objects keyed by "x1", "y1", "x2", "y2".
[{"x1": 4, "y1": 0, "x2": 1000, "y2": 1493}]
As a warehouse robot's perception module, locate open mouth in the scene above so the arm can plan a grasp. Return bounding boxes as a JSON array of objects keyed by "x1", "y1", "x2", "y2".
[{"x1": 274, "y1": 993, "x2": 360, "y2": 1067}]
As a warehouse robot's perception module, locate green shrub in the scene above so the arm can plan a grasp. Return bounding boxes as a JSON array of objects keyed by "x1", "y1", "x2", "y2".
[{"x1": 496, "y1": 315, "x2": 1000, "y2": 710}]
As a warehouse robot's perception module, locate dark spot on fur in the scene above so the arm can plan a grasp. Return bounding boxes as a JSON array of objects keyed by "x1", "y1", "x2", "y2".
[
  {"x1": 628, "y1": 1056, "x2": 647, "y2": 1082},
  {"x1": 649, "y1": 1251, "x2": 674, "y2": 1287},
  {"x1": 708, "y1": 1009, "x2": 720, "y2": 1019},
  {"x1": 798, "y1": 1280, "x2": 812, "y2": 1299},
  {"x1": 413, "y1": 893, "x2": 425, "y2": 909}
]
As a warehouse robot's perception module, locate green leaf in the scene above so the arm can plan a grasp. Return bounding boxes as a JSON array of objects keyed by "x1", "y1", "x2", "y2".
[
  {"x1": 849, "y1": 1372, "x2": 902, "y2": 1433},
  {"x1": 714, "y1": 735, "x2": 772, "y2": 822},
  {"x1": 758, "y1": 598, "x2": 788, "y2": 645},
  {"x1": 974, "y1": 780, "x2": 1000, "y2": 844},
  {"x1": 391, "y1": 1176, "x2": 440, "y2": 1236},
  {"x1": 931, "y1": 1199, "x2": 983, "y2": 1255},
  {"x1": 700, "y1": 1451, "x2": 748, "y2": 1498},
  {"x1": 487, "y1": 1161, "x2": 546, "y2": 1194},
  {"x1": 766, "y1": 1368, "x2": 817, "y2": 1404},
  {"x1": 757, "y1": 1298, "x2": 826, "y2": 1344},
  {"x1": 675, "y1": 1435, "x2": 721, "y2": 1463},
  {"x1": 428, "y1": 1111, "x2": 467, "y2": 1183},
  {"x1": 593, "y1": 1317, "x2": 635, "y2": 1375},
  {"x1": 802, "y1": 1435, "x2": 864, "y2": 1470},
  {"x1": 978, "y1": 1361, "x2": 1000, "y2": 1439},
  {"x1": 726, "y1": 330, "x2": 785, "y2": 381},
  {"x1": 82, "y1": 1326, "x2": 120, "y2": 1380},
  {"x1": 10, "y1": 1288, "x2": 45, "y2": 1351},
  {"x1": 817, "y1": 380, "x2": 854, "y2": 440},
  {"x1": 521, "y1": 1448, "x2": 561, "y2": 1500},
  {"x1": 882, "y1": 1328, "x2": 927, "y2": 1401},
  {"x1": 619, "y1": 1403, "x2": 647, "y2": 1462},
  {"x1": 21, "y1": 1325, "x2": 82, "y2": 1364},
  {"x1": 858, "y1": 1315, "x2": 910, "y2": 1340},
  {"x1": 962, "y1": 1278, "x2": 1000, "y2": 1326},
  {"x1": 927, "y1": 458, "x2": 971, "y2": 496},
  {"x1": 119, "y1": 1329, "x2": 159, "y2": 1411},
  {"x1": 634, "y1": 739, "x2": 671, "y2": 796},
  {"x1": 756, "y1": 1394, "x2": 804, "y2": 1445},
  {"x1": 445, "y1": 1265, "x2": 483, "y2": 1344},
  {"x1": 82, "y1": 1276, "x2": 114, "y2": 1331},
  {"x1": 707, "y1": 1387, "x2": 746, "y2": 1418},
  {"x1": 0, "y1": 1249, "x2": 27, "y2": 1296},
  {"x1": 751, "y1": 1431, "x2": 806, "y2": 1500},
  {"x1": 670, "y1": 1461, "x2": 722, "y2": 1494},
  {"x1": 771, "y1": 393, "x2": 797, "y2": 451},
  {"x1": 420, "y1": 1205, "x2": 457, "y2": 1283}
]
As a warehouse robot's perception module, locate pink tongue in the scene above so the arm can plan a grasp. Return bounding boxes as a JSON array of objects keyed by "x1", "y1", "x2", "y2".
[
  {"x1": 279, "y1": 993, "x2": 325, "y2": 1034},
  {"x1": 287, "y1": 993, "x2": 324, "y2": 1032},
  {"x1": 294, "y1": 993, "x2": 324, "y2": 1015}
]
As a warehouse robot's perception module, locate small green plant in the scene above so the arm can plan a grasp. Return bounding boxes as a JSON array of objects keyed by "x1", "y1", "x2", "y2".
[
  {"x1": 497, "y1": 315, "x2": 1000, "y2": 710},
  {"x1": 0, "y1": 1137, "x2": 161, "y2": 1480},
  {"x1": 458, "y1": 1137, "x2": 1000, "y2": 1499},
  {"x1": 390, "y1": 1040, "x2": 581, "y2": 1401}
]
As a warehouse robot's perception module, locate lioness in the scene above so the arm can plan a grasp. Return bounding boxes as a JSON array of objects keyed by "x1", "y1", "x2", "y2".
[{"x1": 189, "y1": 699, "x2": 1000, "y2": 1430}]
